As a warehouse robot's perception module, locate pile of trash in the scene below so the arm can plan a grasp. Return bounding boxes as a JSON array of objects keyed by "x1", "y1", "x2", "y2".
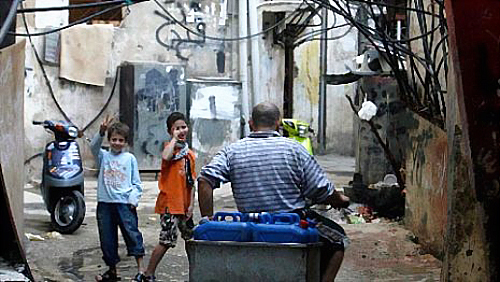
[
  {"x1": 0, "y1": 257, "x2": 30, "y2": 282},
  {"x1": 342, "y1": 173, "x2": 405, "y2": 220}
]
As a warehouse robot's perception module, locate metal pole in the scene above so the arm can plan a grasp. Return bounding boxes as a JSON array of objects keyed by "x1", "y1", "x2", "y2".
[
  {"x1": 239, "y1": 0, "x2": 250, "y2": 136},
  {"x1": 318, "y1": 6, "x2": 328, "y2": 154}
]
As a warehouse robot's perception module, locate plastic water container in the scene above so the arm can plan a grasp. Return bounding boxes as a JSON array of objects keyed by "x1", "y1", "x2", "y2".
[
  {"x1": 241, "y1": 212, "x2": 272, "y2": 224},
  {"x1": 306, "y1": 220, "x2": 319, "y2": 243},
  {"x1": 193, "y1": 212, "x2": 251, "y2": 242},
  {"x1": 252, "y1": 213, "x2": 318, "y2": 243}
]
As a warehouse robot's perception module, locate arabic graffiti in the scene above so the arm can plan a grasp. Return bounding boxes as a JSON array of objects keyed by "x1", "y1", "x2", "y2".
[{"x1": 155, "y1": 1, "x2": 207, "y2": 61}]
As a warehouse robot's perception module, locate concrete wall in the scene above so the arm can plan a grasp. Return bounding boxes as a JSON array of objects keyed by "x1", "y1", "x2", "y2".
[
  {"x1": 22, "y1": 0, "x2": 358, "y2": 184},
  {"x1": 439, "y1": 25, "x2": 489, "y2": 279},
  {"x1": 404, "y1": 113, "x2": 447, "y2": 259},
  {"x1": 398, "y1": 0, "x2": 451, "y2": 262},
  {"x1": 355, "y1": 76, "x2": 413, "y2": 184},
  {"x1": 256, "y1": 1, "x2": 357, "y2": 155},
  {"x1": 21, "y1": 0, "x2": 238, "y2": 181},
  {"x1": 0, "y1": 40, "x2": 26, "y2": 241},
  {"x1": 188, "y1": 79, "x2": 242, "y2": 173}
]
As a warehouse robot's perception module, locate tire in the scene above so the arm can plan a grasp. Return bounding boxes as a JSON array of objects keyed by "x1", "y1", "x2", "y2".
[{"x1": 50, "y1": 190, "x2": 86, "y2": 234}]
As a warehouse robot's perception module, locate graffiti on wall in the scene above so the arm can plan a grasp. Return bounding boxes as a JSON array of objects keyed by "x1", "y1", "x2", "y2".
[
  {"x1": 126, "y1": 63, "x2": 187, "y2": 169},
  {"x1": 154, "y1": 1, "x2": 208, "y2": 61}
]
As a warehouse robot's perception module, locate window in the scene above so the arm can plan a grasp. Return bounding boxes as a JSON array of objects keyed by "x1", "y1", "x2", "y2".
[{"x1": 69, "y1": 0, "x2": 122, "y2": 24}]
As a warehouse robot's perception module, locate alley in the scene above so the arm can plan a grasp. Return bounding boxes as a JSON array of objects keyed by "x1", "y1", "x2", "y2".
[{"x1": 23, "y1": 154, "x2": 441, "y2": 282}]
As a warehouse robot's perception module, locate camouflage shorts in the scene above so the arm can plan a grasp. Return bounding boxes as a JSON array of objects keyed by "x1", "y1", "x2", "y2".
[{"x1": 159, "y1": 213, "x2": 194, "y2": 247}]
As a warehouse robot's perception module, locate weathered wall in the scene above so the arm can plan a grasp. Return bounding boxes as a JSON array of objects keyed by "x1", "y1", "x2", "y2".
[
  {"x1": 399, "y1": 0, "x2": 450, "y2": 261},
  {"x1": 0, "y1": 40, "x2": 26, "y2": 241},
  {"x1": 440, "y1": 0, "x2": 491, "y2": 277},
  {"x1": 188, "y1": 79, "x2": 242, "y2": 173},
  {"x1": 256, "y1": 1, "x2": 357, "y2": 155},
  {"x1": 442, "y1": 78, "x2": 488, "y2": 280},
  {"x1": 355, "y1": 76, "x2": 413, "y2": 184},
  {"x1": 404, "y1": 113, "x2": 447, "y2": 259},
  {"x1": 21, "y1": 0, "x2": 238, "y2": 181}
]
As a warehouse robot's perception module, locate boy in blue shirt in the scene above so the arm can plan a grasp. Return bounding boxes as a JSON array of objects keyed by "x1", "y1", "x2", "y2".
[{"x1": 91, "y1": 116, "x2": 145, "y2": 282}]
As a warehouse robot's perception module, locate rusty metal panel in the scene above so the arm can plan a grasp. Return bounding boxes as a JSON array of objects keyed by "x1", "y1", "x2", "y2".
[{"x1": 119, "y1": 62, "x2": 187, "y2": 170}]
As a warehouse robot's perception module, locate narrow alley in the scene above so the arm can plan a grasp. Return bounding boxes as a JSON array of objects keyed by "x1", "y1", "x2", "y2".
[
  {"x1": 2, "y1": 0, "x2": 500, "y2": 281},
  {"x1": 23, "y1": 154, "x2": 441, "y2": 281}
]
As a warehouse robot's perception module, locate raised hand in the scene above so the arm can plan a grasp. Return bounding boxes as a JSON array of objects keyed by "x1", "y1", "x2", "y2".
[{"x1": 99, "y1": 115, "x2": 114, "y2": 136}]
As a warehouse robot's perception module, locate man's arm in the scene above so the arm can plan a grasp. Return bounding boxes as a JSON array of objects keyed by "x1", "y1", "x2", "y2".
[
  {"x1": 198, "y1": 177, "x2": 214, "y2": 218},
  {"x1": 299, "y1": 146, "x2": 350, "y2": 208},
  {"x1": 321, "y1": 190, "x2": 350, "y2": 209}
]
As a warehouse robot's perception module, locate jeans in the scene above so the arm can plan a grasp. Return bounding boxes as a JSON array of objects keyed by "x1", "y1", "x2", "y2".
[{"x1": 97, "y1": 202, "x2": 145, "y2": 267}]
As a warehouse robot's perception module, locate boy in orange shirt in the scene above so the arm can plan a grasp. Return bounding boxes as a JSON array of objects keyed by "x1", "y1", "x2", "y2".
[{"x1": 143, "y1": 112, "x2": 196, "y2": 282}]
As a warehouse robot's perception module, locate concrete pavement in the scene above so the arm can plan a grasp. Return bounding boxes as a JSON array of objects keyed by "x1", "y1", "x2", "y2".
[{"x1": 23, "y1": 154, "x2": 441, "y2": 281}]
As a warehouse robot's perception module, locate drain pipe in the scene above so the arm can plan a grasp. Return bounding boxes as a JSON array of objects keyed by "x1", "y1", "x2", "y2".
[
  {"x1": 248, "y1": 0, "x2": 260, "y2": 105},
  {"x1": 318, "y1": 6, "x2": 328, "y2": 154},
  {"x1": 239, "y1": 0, "x2": 250, "y2": 136}
]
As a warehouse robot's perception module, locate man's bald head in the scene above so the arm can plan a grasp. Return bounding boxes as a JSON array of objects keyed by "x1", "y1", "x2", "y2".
[{"x1": 250, "y1": 102, "x2": 281, "y2": 130}]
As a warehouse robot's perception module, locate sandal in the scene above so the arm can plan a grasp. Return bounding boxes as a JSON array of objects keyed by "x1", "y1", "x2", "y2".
[
  {"x1": 95, "y1": 269, "x2": 121, "y2": 282},
  {"x1": 131, "y1": 273, "x2": 145, "y2": 282}
]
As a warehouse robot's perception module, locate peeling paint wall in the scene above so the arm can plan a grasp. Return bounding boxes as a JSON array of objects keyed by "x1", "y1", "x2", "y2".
[
  {"x1": 21, "y1": 0, "x2": 238, "y2": 181},
  {"x1": 440, "y1": 40, "x2": 489, "y2": 281},
  {"x1": 119, "y1": 62, "x2": 187, "y2": 170},
  {"x1": 0, "y1": 40, "x2": 26, "y2": 241},
  {"x1": 256, "y1": 2, "x2": 358, "y2": 154},
  {"x1": 355, "y1": 76, "x2": 413, "y2": 184},
  {"x1": 188, "y1": 80, "x2": 241, "y2": 173},
  {"x1": 404, "y1": 113, "x2": 447, "y2": 259},
  {"x1": 293, "y1": 9, "x2": 358, "y2": 155}
]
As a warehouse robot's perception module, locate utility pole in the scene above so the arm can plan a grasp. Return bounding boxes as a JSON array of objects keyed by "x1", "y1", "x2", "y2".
[{"x1": 317, "y1": 6, "x2": 328, "y2": 155}]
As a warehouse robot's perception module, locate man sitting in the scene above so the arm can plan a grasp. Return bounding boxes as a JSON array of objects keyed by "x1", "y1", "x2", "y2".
[{"x1": 198, "y1": 102, "x2": 350, "y2": 281}]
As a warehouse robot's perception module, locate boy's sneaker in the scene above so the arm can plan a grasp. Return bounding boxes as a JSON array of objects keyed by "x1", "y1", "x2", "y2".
[{"x1": 143, "y1": 275, "x2": 156, "y2": 282}]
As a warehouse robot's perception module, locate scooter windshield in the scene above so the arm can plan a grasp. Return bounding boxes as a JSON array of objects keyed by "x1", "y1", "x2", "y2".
[{"x1": 47, "y1": 142, "x2": 83, "y2": 179}]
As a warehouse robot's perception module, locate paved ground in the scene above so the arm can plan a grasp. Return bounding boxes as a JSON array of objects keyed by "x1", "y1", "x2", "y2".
[{"x1": 23, "y1": 154, "x2": 441, "y2": 281}]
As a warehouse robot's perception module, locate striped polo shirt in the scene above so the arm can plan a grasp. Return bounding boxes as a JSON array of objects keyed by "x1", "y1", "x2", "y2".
[{"x1": 199, "y1": 131, "x2": 334, "y2": 213}]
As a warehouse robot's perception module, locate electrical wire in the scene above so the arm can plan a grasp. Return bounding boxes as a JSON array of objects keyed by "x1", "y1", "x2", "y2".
[
  {"x1": 0, "y1": 0, "x2": 21, "y2": 45},
  {"x1": 294, "y1": 24, "x2": 353, "y2": 47},
  {"x1": 81, "y1": 68, "x2": 120, "y2": 132},
  {"x1": 20, "y1": 0, "x2": 122, "y2": 164},
  {"x1": 20, "y1": 2, "x2": 72, "y2": 123},
  {"x1": 10, "y1": 3, "x2": 126, "y2": 36},
  {"x1": 294, "y1": 22, "x2": 349, "y2": 44},
  {"x1": 16, "y1": 0, "x2": 144, "y2": 13},
  {"x1": 153, "y1": 0, "x2": 305, "y2": 42}
]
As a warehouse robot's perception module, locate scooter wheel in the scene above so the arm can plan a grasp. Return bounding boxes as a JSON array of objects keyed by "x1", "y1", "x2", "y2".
[{"x1": 51, "y1": 190, "x2": 86, "y2": 234}]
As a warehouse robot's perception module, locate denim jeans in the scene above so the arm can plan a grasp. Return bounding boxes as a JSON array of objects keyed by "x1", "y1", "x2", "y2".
[{"x1": 97, "y1": 202, "x2": 145, "y2": 267}]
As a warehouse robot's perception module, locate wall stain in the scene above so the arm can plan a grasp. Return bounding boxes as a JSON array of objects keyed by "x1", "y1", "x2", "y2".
[{"x1": 298, "y1": 42, "x2": 320, "y2": 105}]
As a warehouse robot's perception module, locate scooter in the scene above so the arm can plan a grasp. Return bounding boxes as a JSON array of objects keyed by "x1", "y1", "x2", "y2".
[
  {"x1": 33, "y1": 120, "x2": 86, "y2": 234},
  {"x1": 280, "y1": 119, "x2": 315, "y2": 155}
]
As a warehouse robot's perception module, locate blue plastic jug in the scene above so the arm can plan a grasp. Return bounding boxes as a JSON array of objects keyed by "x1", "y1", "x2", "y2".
[
  {"x1": 306, "y1": 220, "x2": 319, "y2": 243},
  {"x1": 252, "y1": 213, "x2": 314, "y2": 243},
  {"x1": 193, "y1": 212, "x2": 251, "y2": 242},
  {"x1": 241, "y1": 212, "x2": 272, "y2": 224}
]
